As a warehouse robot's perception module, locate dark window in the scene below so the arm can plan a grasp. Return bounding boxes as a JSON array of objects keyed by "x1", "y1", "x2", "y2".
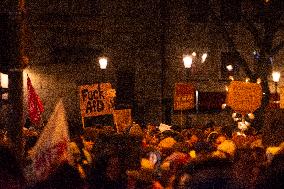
[
  {"x1": 220, "y1": 52, "x2": 239, "y2": 79},
  {"x1": 185, "y1": 0, "x2": 210, "y2": 23},
  {"x1": 221, "y1": 0, "x2": 241, "y2": 22}
]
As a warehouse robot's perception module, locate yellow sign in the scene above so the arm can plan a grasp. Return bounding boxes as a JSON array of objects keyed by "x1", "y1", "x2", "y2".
[
  {"x1": 79, "y1": 83, "x2": 116, "y2": 117},
  {"x1": 174, "y1": 83, "x2": 195, "y2": 110},
  {"x1": 227, "y1": 81, "x2": 262, "y2": 113},
  {"x1": 113, "y1": 109, "x2": 132, "y2": 133},
  {"x1": 280, "y1": 87, "x2": 284, "y2": 109}
]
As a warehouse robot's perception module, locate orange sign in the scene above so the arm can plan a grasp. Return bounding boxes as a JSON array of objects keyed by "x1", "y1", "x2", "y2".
[
  {"x1": 174, "y1": 83, "x2": 195, "y2": 110},
  {"x1": 79, "y1": 83, "x2": 115, "y2": 117},
  {"x1": 280, "y1": 87, "x2": 284, "y2": 109},
  {"x1": 227, "y1": 81, "x2": 262, "y2": 113}
]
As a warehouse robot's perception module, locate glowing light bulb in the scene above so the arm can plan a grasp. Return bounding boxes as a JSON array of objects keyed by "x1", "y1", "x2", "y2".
[{"x1": 201, "y1": 53, "x2": 207, "y2": 63}]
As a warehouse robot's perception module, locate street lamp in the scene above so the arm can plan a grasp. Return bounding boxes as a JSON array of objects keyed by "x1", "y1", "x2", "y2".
[
  {"x1": 272, "y1": 71, "x2": 280, "y2": 92},
  {"x1": 0, "y1": 73, "x2": 8, "y2": 88},
  {"x1": 99, "y1": 57, "x2": 108, "y2": 70},
  {"x1": 183, "y1": 55, "x2": 192, "y2": 68},
  {"x1": 0, "y1": 73, "x2": 9, "y2": 101},
  {"x1": 226, "y1": 65, "x2": 233, "y2": 72},
  {"x1": 98, "y1": 57, "x2": 108, "y2": 83},
  {"x1": 201, "y1": 53, "x2": 207, "y2": 63},
  {"x1": 272, "y1": 71, "x2": 281, "y2": 106},
  {"x1": 183, "y1": 55, "x2": 192, "y2": 82}
]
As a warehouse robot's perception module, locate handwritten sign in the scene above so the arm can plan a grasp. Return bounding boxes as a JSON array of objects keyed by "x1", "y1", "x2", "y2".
[
  {"x1": 174, "y1": 83, "x2": 195, "y2": 110},
  {"x1": 79, "y1": 83, "x2": 116, "y2": 117},
  {"x1": 227, "y1": 81, "x2": 262, "y2": 113}
]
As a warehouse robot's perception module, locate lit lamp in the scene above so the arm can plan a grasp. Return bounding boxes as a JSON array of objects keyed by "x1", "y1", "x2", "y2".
[
  {"x1": 99, "y1": 57, "x2": 108, "y2": 70},
  {"x1": 183, "y1": 55, "x2": 192, "y2": 82},
  {"x1": 226, "y1": 65, "x2": 233, "y2": 71},
  {"x1": 98, "y1": 57, "x2": 108, "y2": 85},
  {"x1": 0, "y1": 73, "x2": 9, "y2": 101},
  {"x1": 272, "y1": 71, "x2": 281, "y2": 106},
  {"x1": 226, "y1": 64, "x2": 234, "y2": 79},
  {"x1": 183, "y1": 55, "x2": 192, "y2": 68},
  {"x1": 201, "y1": 53, "x2": 207, "y2": 63}
]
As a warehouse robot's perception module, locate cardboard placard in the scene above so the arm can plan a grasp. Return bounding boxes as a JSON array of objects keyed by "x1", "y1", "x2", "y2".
[
  {"x1": 79, "y1": 83, "x2": 116, "y2": 118},
  {"x1": 227, "y1": 81, "x2": 262, "y2": 113},
  {"x1": 113, "y1": 109, "x2": 132, "y2": 133},
  {"x1": 174, "y1": 83, "x2": 195, "y2": 110}
]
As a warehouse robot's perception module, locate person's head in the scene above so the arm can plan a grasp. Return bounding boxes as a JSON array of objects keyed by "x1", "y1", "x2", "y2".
[
  {"x1": 24, "y1": 118, "x2": 32, "y2": 129},
  {"x1": 215, "y1": 135, "x2": 227, "y2": 146},
  {"x1": 181, "y1": 129, "x2": 192, "y2": 140},
  {"x1": 25, "y1": 135, "x2": 38, "y2": 153},
  {"x1": 0, "y1": 145, "x2": 26, "y2": 189},
  {"x1": 106, "y1": 156, "x2": 122, "y2": 181},
  {"x1": 174, "y1": 157, "x2": 232, "y2": 189},
  {"x1": 204, "y1": 127, "x2": 213, "y2": 137},
  {"x1": 34, "y1": 163, "x2": 85, "y2": 189},
  {"x1": 146, "y1": 123, "x2": 156, "y2": 133},
  {"x1": 207, "y1": 132, "x2": 219, "y2": 144},
  {"x1": 188, "y1": 134, "x2": 199, "y2": 145}
]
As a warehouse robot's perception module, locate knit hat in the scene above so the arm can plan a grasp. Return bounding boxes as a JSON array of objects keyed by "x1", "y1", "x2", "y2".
[
  {"x1": 217, "y1": 140, "x2": 236, "y2": 156},
  {"x1": 129, "y1": 123, "x2": 143, "y2": 137},
  {"x1": 158, "y1": 137, "x2": 177, "y2": 149}
]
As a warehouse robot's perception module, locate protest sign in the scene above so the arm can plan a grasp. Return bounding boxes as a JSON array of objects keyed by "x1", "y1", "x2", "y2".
[{"x1": 174, "y1": 83, "x2": 195, "y2": 110}]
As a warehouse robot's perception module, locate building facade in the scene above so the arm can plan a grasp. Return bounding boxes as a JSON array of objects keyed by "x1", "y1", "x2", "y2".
[{"x1": 1, "y1": 0, "x2": 283, "y2": 131}]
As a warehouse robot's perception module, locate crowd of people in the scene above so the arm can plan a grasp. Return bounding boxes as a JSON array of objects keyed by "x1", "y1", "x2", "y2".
[
  {"x1": 124, "y1": 122, "x2": 284, "y2": 189},
  {"x1": 1, "y1": 120, "x2": 284, "y2": 189}
]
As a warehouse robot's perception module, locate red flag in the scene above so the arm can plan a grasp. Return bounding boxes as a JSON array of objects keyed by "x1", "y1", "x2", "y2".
[{"x1": 27, "y1": 76, "x2": 44, "y2": 125}]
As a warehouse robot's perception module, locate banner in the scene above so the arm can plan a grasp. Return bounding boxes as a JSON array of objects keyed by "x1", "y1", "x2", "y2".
[
  {"x1": 227, "y1": 81, "x2": 262, "y2": 113},
  {"x1": 174, "y1": 83, "x2": 195, "y2": 110},
  {"x1": 79, "y1": 83, "x2": 116, "y2": 117},
  {"x1": 27, "y1": 76, "x2": 44, "y2": 125},
  {"x1": 113, "y1": 109, "x2": 132, "y2": 133},
  {"x1": 30, "y1": 99, "x2": 72, "y2": 182}
]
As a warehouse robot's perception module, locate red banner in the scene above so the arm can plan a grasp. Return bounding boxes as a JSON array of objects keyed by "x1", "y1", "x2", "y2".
[{"x1": 27, "y1": 76, "x2": 44, "y2": 125}]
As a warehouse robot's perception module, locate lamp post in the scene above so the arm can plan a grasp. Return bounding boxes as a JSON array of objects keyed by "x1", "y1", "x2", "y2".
[
  {"x1": 183, "y1": 55, "x2": 192, "y2": 82},
  {"x1": 99, "y1": 57, "x2": 108, "y2": 70},
  {"x1": 180, "y1": 55, "x2": 193, "y2": 127},
  {"x1": 0, "y1": 73, "x2": 9, "y2": 103},
  {"x1": 99, "y1": 57, "x2": 108, "y2": 83},
  {"x1": 226, "y1": 64, "x2": 233, "y2": 78},
  {"x1": 272, "y1": 71, "x2": 281, "y2": 107}
]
